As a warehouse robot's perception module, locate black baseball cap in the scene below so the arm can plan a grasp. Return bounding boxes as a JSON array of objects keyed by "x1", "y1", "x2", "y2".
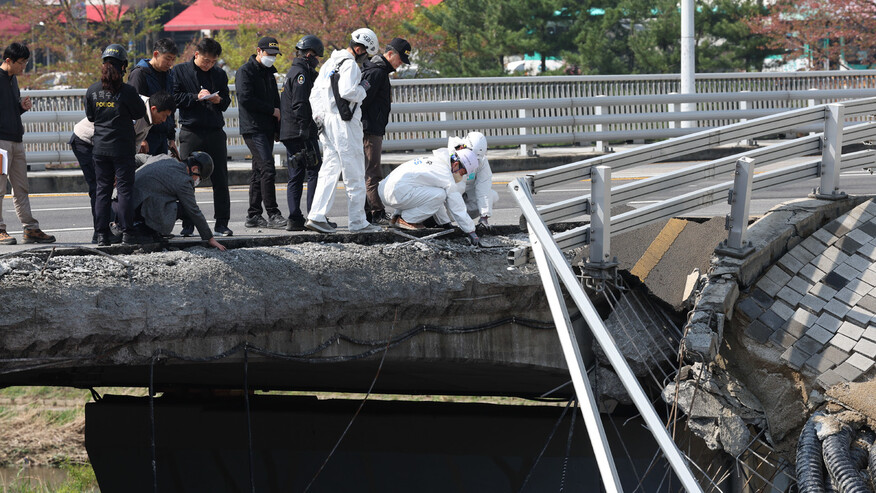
[
  {"x1": 387, "y1": 37, "x2": 411, "y2": 64},
  {"x1": 258, "y1": 36, "x2": 281, "y2": 55}
]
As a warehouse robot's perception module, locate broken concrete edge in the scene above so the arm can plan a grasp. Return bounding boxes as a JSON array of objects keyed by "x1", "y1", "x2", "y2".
[
  {"x1": 681, "y1": 195, "x2": 873, "y2": 362},
  {"x1": 0, "y1": 224, "x2": 526, "y2": 259}
]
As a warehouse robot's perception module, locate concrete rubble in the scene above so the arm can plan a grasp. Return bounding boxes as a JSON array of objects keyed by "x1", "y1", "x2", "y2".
[{"x1": 662, "y1": 362, "x2": 766, "y2": 457}]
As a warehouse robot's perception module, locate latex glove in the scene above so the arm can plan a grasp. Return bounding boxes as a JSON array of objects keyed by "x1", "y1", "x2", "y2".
[
  {"x1": 360, "y1": 79, "x2": 371, "y2": 91},
  {"x1": 466, "y1": 231, "x2": 480, "y2": 247},
  {"x1": 476, "y1": 216, "x2": 491, "y2": 233}
]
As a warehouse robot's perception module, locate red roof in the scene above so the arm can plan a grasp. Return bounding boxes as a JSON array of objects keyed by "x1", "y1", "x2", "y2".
[
  {"x1": 60, "y1": 4, "x2": 131, "y2": 23},
  {"x1": 164, "y1": 0, "x2": 240, "y2": 31}
]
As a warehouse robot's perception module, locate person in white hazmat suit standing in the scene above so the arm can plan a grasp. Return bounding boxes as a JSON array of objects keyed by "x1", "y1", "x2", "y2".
[
  {"x1": 378, "y1": 147, "x2": 482, "y2": 246},
  {"x1": 305, "y1": 28, "x2": 383, "y2": 234},
  {"x1": 447, "y1": 131, "x2": 498, "y2": 233}
]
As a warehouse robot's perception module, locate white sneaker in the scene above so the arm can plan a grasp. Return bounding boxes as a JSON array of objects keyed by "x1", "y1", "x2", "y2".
[
  {"x1": 305, "y1": 219, "x2": 336, "y2": 234},
  {"x1": 351, "y1": 223, "x2": 383, "y2": 233}
]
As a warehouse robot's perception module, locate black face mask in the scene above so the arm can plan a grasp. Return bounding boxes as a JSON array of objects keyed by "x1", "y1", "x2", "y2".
[
  {"x1": 305, "y1": 55, "x2": 319, "y2": 69},
  {"x1": 355, "y1": 51, "x2": 368, "y2": 64}
]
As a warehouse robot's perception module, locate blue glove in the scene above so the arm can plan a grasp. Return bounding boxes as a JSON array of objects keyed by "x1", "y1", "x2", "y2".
[{"x1": 467, "y1": 231, "x2": 480, "y2": 246}]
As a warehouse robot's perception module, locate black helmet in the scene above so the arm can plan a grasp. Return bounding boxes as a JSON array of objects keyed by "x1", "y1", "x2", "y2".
[
  {"x1": 296, "y1": 35, "x2": 324, "y2": 57},
  {"x1": 186, "y1": 151, "x2": 213, "y2": 180},
  {"x1": 101, "y1": 44, "x2": 128, "y2": 63}
]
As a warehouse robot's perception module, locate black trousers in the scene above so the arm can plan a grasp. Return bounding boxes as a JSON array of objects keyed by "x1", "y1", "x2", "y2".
[
  {"x1": 179, "y1": 126, "x2": 230, "y2": 227},
  {"x1": 69, "y1": 134, "x2": 97, "y2": 231},
  {"x1": 282, "y1": 137, "x2": 320, "y2": 223},
  {"x1": 243, "y1": 132, "x2": 280, "y2": 218},
  {"x1": 93, "y1": 153, "x2": 135, "y2": 234}
]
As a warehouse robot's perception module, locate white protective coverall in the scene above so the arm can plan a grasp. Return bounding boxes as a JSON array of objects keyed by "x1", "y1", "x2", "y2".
[
  {"x1": 308, "y1": 49, "x2": 370, "y2": 230},
  {"x1": 446, "y1": 136, "x2": 498, "y2": 218},
  {"x1": 378, "y1": 148, "x2": 476, "y2": 233}
]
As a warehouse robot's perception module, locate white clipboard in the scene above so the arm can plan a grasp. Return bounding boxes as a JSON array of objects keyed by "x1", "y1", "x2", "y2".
[{"x1": 0, "y1": 148, "x2": 7, "y2": 175}]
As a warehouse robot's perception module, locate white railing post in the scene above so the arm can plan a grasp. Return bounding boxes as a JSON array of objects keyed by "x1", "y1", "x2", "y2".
[
  {"x1": 439, "y1": 102, "x2": 451, "y2": 141},
  {"x1": 528, "y1": 234, "x2": 624, "y2": 493},
  {"x1": 808, "y1": 88, "x2": 820, "y2": 137},
  {"x1": 509, "y1": 178, "x2": 705, "y2": 493},
  {"x1": 716, "y1": 157, "x2": 755, "y2": 258},
  {"x1": 519, "y1": 104, "x2": 531, "y2": 156},
  {"x1": 738, "y1": 91, "x2": 753, "y2": 146},
  {"x1": 814, "y1": 103, "x2": 847, "y2": 200},
  {"x1": 590, "y1": 166, "x2": 612, "y2": 264},
  {"x1": 595, "y1": 95, "x2": 612, "y2": 153},
  {"x1": 668, "y1": 92, "x2": 678, "y2": 130}
]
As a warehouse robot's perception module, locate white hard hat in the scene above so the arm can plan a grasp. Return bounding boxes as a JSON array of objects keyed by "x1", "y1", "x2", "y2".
[
  {"x1": 351, "y1": 28, "x2": 380, "y2": 56},
  {"x1": 453, "y1": 148, "x2": 479, "y2": 175},
  {"x1": 465, "y1": 131, "x2": 488, "y2": 160}
]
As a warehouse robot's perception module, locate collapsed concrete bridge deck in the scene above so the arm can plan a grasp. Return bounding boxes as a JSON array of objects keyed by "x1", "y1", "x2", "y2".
[{"x1": 0, "y1": 217, "x2": 726, "y2": 398}]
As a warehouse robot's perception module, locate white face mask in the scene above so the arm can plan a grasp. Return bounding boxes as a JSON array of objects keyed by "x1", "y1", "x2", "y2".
[
  {"x1": 193, "y1": 177, "x2": 201, "y2": 187},
  {"x1": 260, "y1": 55, "x2": 276, "y2": 68}
]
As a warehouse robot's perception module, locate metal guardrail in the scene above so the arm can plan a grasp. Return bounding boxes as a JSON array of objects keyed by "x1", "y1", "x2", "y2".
[
  {"x1": 508, "y1": 97, "x2": 876, "y2": 267},
  {"x1": 16, "y1": 71, "x2": 876, "y2": 166}
]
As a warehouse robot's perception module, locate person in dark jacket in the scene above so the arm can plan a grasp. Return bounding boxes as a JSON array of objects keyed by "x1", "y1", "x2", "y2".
[
  {"x1": 0, "y1": 42, "x2": 55, "y2": 245},
  {"x1": 128, "y1": 37, "x2": 178, "y2": 157},
  {"x1": 361, "y1": 37, "x2": 410, "y2": 225},
  {"x1": 279, "y1": 35, "x2": 323, "y2": 231},
  {"x1": 236, "y1": 36, "x2": 286, "y2": 229},
  {"x1": 125, "y1": 152, "x2": 226, "y2": 251},
  {"x1": 86, "y1": 43, "x2": 147, "y2": 246},
  {"x1": 171, "y1": 37, "x2": 234, "y2": 237}
]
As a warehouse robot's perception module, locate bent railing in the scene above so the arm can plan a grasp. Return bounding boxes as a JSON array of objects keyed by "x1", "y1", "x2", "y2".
[{"x1": 508, "y1": 97, "x2": 876, "y2": 267}]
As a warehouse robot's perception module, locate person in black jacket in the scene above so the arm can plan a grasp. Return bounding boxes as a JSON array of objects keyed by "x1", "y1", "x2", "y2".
[
  {"x1": 128, "y1": 38, "x2": 178, "y2": 157},
  {"x1": 171, "y1": 37, "x2": 234, "y2": 237},
  {"x1": 236, "y1": 36, "x2": 286, "y2": 229},
  {"x1": 0, "y1": 42, "x2": 55, "y2": 245},
  {"x1": 86, "y1": 43, "x2": 147, "y2": 246},
  {"x1": 279, "y1": 35, "x2": 323, "y2": 231},
  {"x1": 361, "y1": 37, "x2": 410, "y2": 225}
]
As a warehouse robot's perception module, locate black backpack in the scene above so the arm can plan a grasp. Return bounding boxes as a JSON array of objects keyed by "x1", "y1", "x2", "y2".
[{"x1": 330, "y1": 58, "x2": 357, "y2": 121}]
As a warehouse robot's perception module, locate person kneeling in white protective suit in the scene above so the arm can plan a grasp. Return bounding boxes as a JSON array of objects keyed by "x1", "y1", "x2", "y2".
[
  {"x1": 378, "y1": 147, "x2": 481, "y2": 246},
  {"x1": 447, "y1": 131, "x2": 498, "y2": 233}
]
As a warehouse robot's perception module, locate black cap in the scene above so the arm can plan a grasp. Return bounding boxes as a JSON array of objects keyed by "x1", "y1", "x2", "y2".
[
  {"x1": 387, "y1": 37, "x2": 411, "y2": 64},
  {"x1": 258, "y1": 36, "x2": 281, "y2": 55}
]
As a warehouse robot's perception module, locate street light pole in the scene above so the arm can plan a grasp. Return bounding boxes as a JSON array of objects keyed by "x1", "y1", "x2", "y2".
[{"x1": 680, "y1": 0, "x2": 695, "y2": 128}]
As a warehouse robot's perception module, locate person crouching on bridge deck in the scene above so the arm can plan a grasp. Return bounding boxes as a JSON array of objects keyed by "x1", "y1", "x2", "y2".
[
  {"x1": 378, "y1": 147, "x2": 481, "y2": 246},
  {"x1": 71, "y1": 91, "x2": 176, "y2": 243},
  {"x1": 86, "y1": 43, "x2": 147, "y2": 247},
  {"x1": 118, "y1": 152, "x2": 226, "y2": 251},
  {"x1": 447, "y1": 131, "x2": 498, "y2": 234},
  {"x1": 305, "y1": 28, "x2": 383, "y2": 234}
]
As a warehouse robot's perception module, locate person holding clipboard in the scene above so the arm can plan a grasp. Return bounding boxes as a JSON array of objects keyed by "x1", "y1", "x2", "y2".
[{"x1": 171, "y1": 37, "x2": 234, "y2": 237}]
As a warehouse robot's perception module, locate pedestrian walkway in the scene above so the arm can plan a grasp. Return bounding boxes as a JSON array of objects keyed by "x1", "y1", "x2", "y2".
[{"x1": 739, "y1": 199, "x2": 876, "y2": 388}]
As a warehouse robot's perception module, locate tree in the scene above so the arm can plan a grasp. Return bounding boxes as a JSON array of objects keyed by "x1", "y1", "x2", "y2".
[
  {"x1": 214, "y1": 0, "x2": 420, "y2": 56},
  {"x1": 566, "y1": 0, "x2": 778, "y2": 75},
  {"x1": 747, "y1": 0, "x2": 876, "y2": 70},
  {"x1": 0, "y1": 0, "x2": 168, "y2": 88}
]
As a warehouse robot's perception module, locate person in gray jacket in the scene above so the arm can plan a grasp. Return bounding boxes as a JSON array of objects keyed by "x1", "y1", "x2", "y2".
[{"x1": 123, "y1": 152, "x2": 226, "y2": 250}]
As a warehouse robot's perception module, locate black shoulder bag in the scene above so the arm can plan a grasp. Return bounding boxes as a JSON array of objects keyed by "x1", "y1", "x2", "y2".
[{"x1": 330, "y1": 58, "x2": 357, "y2": 121}]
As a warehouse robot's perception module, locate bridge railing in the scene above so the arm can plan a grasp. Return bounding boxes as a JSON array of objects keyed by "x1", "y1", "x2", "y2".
[
  {"x1": 16, "y1": 70, "x2": 876, "y2": 166},
  {"x1": 508, "y1": 97, "x2": 876, "y2": 267}
]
